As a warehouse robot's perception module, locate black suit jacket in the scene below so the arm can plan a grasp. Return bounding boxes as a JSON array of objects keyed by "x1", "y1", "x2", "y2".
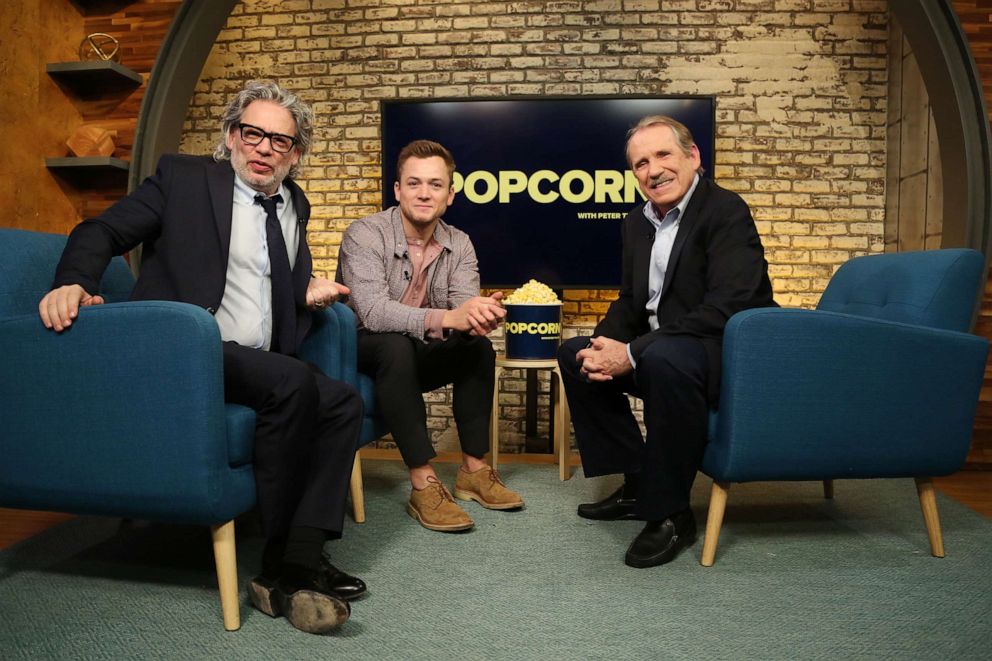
[
  {"x1": 54, "y1": 154, "x2": 314, "y2": 352},
  {"x1": 594, "y1": 177, "x2": 775, "y2": 401}
]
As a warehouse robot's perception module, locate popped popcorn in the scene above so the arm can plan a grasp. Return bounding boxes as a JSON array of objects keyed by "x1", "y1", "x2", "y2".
[{"x1": 504, "y1": 279, "x2": 560, "y2": 304}]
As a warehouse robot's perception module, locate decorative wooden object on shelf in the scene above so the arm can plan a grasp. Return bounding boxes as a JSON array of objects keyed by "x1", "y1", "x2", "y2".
[
  {"x1": 66, "y1": 126, "x2": 117, "y2": 157},
  {"x1": 37, "y1": 0, "x2": 181, "y2": 228},
  {"x1": 79, "y1": 32, "x2": 121, "y2": 62}
]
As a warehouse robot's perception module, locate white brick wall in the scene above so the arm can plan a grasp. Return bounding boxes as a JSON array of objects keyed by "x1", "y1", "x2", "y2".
[{"x1": 180, "y1": 0, "x2": 889, "y2": 453}]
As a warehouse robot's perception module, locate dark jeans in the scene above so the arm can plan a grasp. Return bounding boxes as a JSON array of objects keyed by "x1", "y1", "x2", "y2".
[
  {"x1": 557, "y1": 335, "x2": 709, "y2": 520},
  {"x1": 357, "y1": 331, "x2": 495, "y2": 467},
  {"x1": 222, "y1": 342, "x2": 363, "y2": 540}
]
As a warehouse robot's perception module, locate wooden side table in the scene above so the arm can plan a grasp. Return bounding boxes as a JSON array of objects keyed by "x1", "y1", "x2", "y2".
[{"x1": 490, "y1": 355, "x2": 572, "y2": 480}]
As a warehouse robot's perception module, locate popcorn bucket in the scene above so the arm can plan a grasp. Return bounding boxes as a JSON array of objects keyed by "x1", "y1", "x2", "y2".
[{"x1": 504, "y1": 302, "x2": 562, "y2": 360}]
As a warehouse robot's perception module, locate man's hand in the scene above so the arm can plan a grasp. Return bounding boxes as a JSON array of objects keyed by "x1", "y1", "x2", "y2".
[
  {"x1": 39, "y1": 285, "x2": 105, "y2": 332},
  {"x1": 576, "y1": 336, "x2": 632, "y2": 382},
  {"x1": 306, "y1": 277, "x2": 350, "y2": 311},
  {"x1": 442, "y1": 291, "x2": 506, "y2": 336}
]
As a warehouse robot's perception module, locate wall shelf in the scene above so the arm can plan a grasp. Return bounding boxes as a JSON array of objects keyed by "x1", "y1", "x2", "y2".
[
  {"x1": 46, "y1": 157, "x2": 130, "y2": 187},
  {"x1": 46, "y1": 61, "x2": 143, "y2": 94},
  {"x1": 70, "y1": 0, "x2": 135, "y2": 13},
  {"x1": 46, "y1": 156, "x2": 130, "y2": 172}
]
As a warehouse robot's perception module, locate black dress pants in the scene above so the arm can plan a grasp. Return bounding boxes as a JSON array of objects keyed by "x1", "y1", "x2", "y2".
[
  {"x1": 357, "y1": 331, "x2": 495, "y2": 467},
  {"x1": 558, "y1": 335, "x2": 710, "y2": 521},
  {"x1": 222, "y1": 342, "x2": 363, "y2": 540}
]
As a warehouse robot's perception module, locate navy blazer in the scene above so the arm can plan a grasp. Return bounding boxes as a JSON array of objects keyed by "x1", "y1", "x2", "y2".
[
  {"x1": 594, "y1": 177, "x2": 776, "y2": 401},
  {"x1": 54, "y1": 154, "x2": 314, "y2": 352}
]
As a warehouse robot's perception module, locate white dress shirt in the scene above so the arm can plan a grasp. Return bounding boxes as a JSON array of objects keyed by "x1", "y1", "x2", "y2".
[
  {"x1": 627, "y1": 173, "x2": 700, "y2": 367},
  {"x1": 214, "y1": 175, "x2": 299, "y2": 351}
]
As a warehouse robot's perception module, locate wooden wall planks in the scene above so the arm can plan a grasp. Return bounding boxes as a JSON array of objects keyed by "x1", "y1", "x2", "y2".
[{"x1": 954, "y1": 2, "x2": 992, "y2": 467}]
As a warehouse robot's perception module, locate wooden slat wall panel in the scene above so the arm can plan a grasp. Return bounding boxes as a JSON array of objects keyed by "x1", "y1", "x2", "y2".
[
  {"x1": 73, "y1": 1, "x2": 182, "y2": 219},
  {"x1": 953, "y1": 2, "x2": 992, "y2": 467}
]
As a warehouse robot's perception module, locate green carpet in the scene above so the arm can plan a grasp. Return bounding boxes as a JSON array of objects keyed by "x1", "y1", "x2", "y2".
[{"x1": 1, "y1": 460, "x2": 990, "y2": 660}]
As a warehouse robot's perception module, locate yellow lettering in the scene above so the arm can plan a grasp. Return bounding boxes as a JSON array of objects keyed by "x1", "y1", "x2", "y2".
[
  {"x1": 450, "y1": 169, "x2": 642, "y2": 204},
  {"x1": 527, "y1": 170, "x2": 559, "y2": 204},
  {"x1": 463, "y1": 170, "x2": 498, "y2": 204},
  {"x1": 505, "y1": 321, "x2": 561, "y2": 335},
  {"x1": 595, "y1": 170, "x2": 625, "y2": 204},
  {"x1": 498, "y1": 171, "x2": 528, "y2": 203},
  {"x1": 559, "y1": 170, "x2": 595, "y2": 203},
  {"x1": 626, "y1": 170, "x2": 646, "y2": 202}
]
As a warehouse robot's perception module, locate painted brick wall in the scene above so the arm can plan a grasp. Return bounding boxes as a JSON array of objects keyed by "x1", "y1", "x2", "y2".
[{"x1": 179, "y1": 0, "x2": 888, "y2": 454}]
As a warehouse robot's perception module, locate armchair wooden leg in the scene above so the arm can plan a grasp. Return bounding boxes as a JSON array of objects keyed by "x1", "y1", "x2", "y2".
[
  {"x1": 210, "y1": 520, "x2": 240, "y2": 631},
  {"x1": 490, "y1": 365, "x2": 503, "y2": 472},
  {"x1": 915, "y1": 477, "x2": 945, "y2": 557},
  {"x1": 350, "y1": 453, "x2": 366, "y2": 524},
  {"x1": 823, "y1": 479, "x2": 834, "y2": 499},
  {"x1": 701, "y1": 481, "x2": 730, "y2": 567},
  {"x1": 552, "y1": 367, "x2": 571, "y2": 481}
]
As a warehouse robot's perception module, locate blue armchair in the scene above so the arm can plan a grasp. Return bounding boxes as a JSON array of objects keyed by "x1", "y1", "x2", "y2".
[
  {"x1": 295, "y1": 301, "x2": 376, "y2": 523},
  {"x1": 700, "y1": 249, "x2": 989, "y2": 565},
  {"x1": 341, "y1": 370, "x2": 390, "y2": 523},
  {"x1": 0, "y1": 228, "x2": 356, "y2": 629}
]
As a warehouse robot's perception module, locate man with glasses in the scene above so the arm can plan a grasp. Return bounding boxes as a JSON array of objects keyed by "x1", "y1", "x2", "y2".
[{"x1": 38, "y1": 81, "x2": 364, "y2": 635}]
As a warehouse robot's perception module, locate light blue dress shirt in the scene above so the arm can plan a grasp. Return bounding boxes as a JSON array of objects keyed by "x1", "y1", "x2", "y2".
[
  {"x1": 215, "y1": 175, "x2": 298, "y2": 351},
  {"x1": 626, "y1": 173, "x2": 700, "y2": 368}
]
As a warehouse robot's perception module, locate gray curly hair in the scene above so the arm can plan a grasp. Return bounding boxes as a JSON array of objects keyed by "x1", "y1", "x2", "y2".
[{"x1": 213, "y1": 80, "x2": 314, "y2": 179}]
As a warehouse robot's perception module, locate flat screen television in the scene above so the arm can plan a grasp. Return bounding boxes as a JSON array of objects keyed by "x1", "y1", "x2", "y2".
[{"x1": 381, "y1": 97, "x2": 715, "y2": 288}]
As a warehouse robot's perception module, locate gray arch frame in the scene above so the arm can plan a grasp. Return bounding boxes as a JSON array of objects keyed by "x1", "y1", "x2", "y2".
[
  {"x1": 130, "y1": 0, "x2": 238, "y2": 191},
  {"x1": 891, "y1": 1, "x2": 992, "y2": 256}
]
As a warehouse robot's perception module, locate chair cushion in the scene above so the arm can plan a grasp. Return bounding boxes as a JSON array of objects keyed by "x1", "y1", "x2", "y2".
[
  {"x1": 225, "y1": 404, "x2": 255, "y2": 467},
  {"x1": 0, "y1": 228, "x2": 134, "y2": 317},
  {"x1": 358, "y1": 373, "x2": 376, "y2": 416},
  {"x1": 357, "y1": 372, "x2": 390, "y2": 446},
  {"x1": 816, "y1": 249, "x2": 984, "y2": 332}
]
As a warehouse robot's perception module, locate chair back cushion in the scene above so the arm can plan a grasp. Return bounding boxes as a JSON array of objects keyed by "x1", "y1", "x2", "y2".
[
  {"x1": 0, "y1": 228, "x2": 134, "y2": 318},
  {"x1": 816, "y1": 248, "x2": 984, "y2": 332},
  {"x1": 358, "y1": 372, "x2": 391, "y2": 446}
]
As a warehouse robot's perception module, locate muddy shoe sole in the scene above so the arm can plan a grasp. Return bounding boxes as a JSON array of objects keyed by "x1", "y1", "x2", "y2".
[
  {"x1": 248, "y1": 576, "x2": 280, "y2": 616},
  {"x1": 248, "y1": 576, "x2": 350, "y2": 634}
]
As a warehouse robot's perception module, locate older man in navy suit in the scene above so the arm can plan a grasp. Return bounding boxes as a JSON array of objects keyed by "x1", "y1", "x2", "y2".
[
  {"x1": 38, "y1": 81, "x2": 364, "y2": 634},
  {"x1": 558, "y1": 115, "x2": 775, "y2": 568}
]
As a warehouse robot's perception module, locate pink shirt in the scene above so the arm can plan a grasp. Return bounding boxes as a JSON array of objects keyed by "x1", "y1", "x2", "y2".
[{"x1": 400, "y1": 236, "x2": 446, "y2": 338}]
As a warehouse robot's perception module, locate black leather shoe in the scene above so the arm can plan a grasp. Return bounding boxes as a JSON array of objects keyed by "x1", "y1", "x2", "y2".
[
  {"x1": 248, "y1": 566, "x2": 350, "y2": 634},
  {"x1": 315, "y1": 556, "x2": 367, "y2": 601},
  {"x1": 577, "y1": 485, "x2": 641, "y2": 520},
  {"x1": 262, "y1": 556, "x2": 367, "y2": 601},
  {"x1": 624, "y1": 509, "x2": 697, "y2": 568}
]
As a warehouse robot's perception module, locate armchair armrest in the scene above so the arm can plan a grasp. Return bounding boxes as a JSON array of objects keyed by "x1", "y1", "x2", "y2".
[
  {"x1": 299, "y1": 302, "x2": 358, "y2": 386},
  {"x1": 705, "y1": 307, "x2": 989, "y2": 482},
  {"x1": 0, "y1": 301, "x2": 251, "y2": 524}
]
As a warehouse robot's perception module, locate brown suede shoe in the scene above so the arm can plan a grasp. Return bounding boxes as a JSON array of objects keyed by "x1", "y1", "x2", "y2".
[
  {"x1": 454, "y1": 466, "x2": 524, "y2": 510},
  {"x1": 407, "y1": 475, "x2": 474, "y2": 532}
]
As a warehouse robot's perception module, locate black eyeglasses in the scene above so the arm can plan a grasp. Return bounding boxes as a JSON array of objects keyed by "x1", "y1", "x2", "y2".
[{"x1": 236, "y1": 122, "x2": 298, "y2": 153}]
